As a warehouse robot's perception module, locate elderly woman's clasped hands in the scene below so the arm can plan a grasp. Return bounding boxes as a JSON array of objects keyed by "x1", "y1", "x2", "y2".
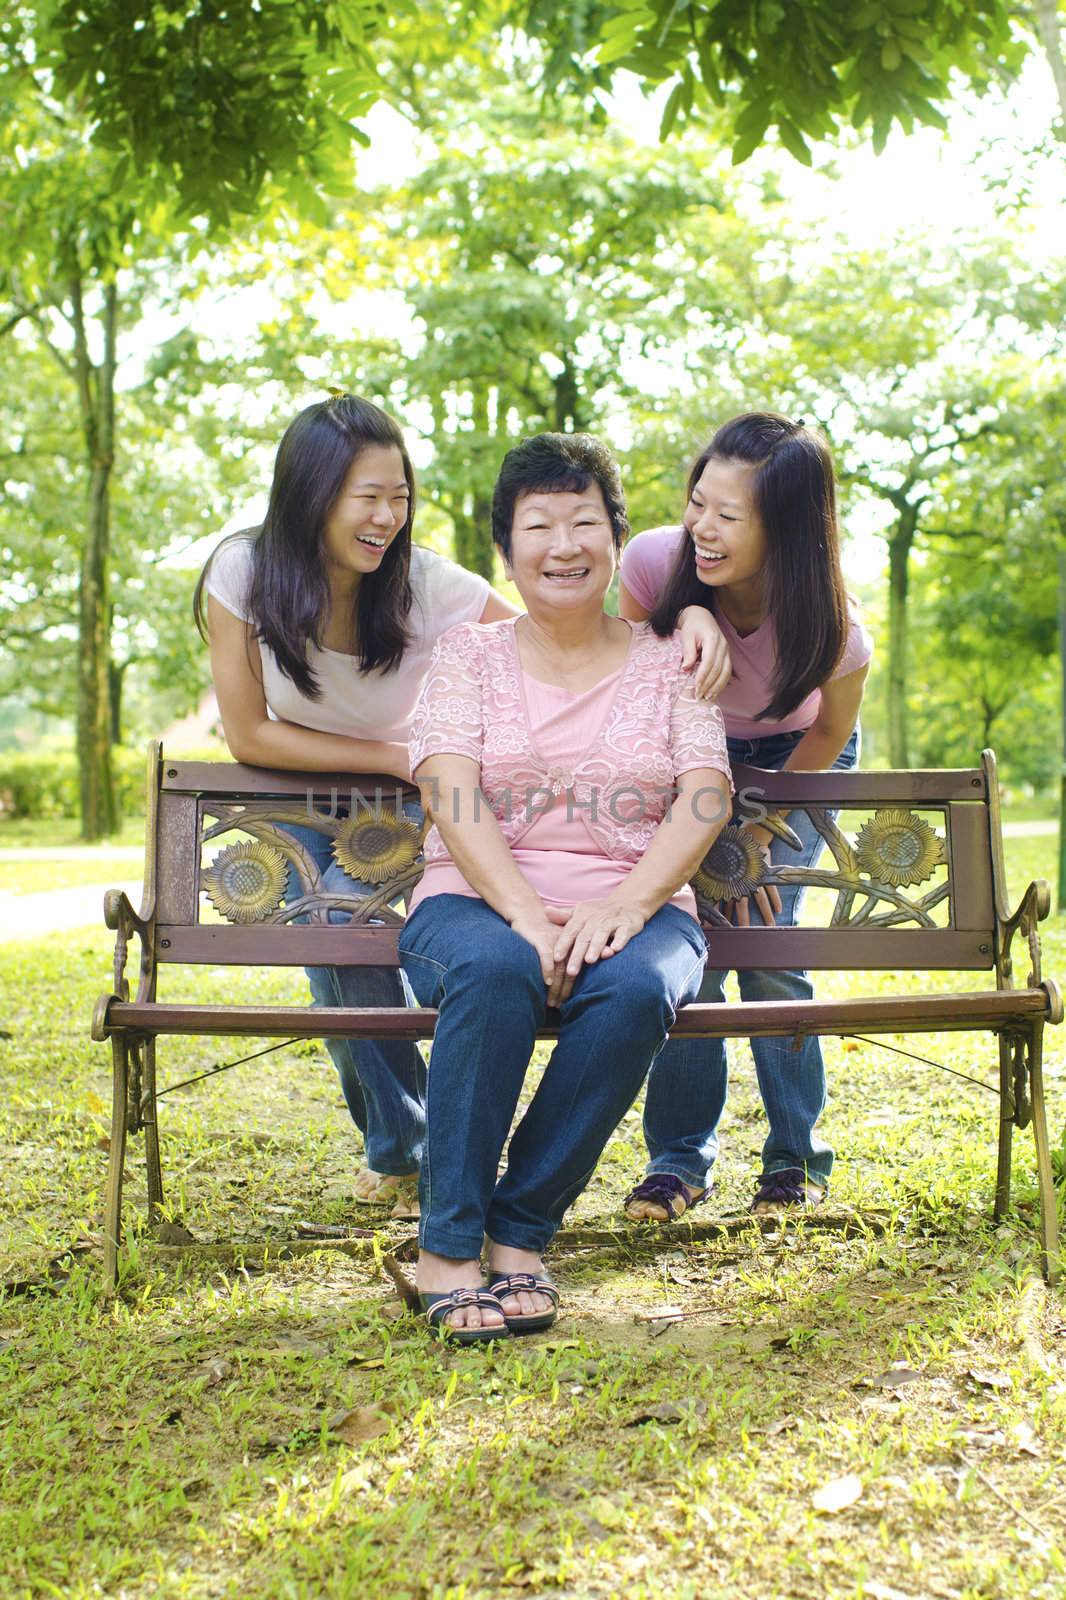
[{"x1": 534, "y1": 897, "x2": 650, "y2": 1002}]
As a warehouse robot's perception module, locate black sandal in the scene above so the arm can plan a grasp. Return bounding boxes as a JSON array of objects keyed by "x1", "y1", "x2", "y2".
[
  {"x1": 487, "y1": 1271, "x2": 560, "y2": 1335},
  {"x1": 418, "y1": 1287, "x2": 510, "y2": 1344}
]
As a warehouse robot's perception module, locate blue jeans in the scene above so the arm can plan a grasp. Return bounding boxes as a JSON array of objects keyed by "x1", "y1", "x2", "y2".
[
  {"x1": 400, "y1": 895, "x2": 708, "y2": 1259},
  {"x1": 282, "y1": 803, "x2": 426, "y2": 1176},
  {"x1": 642, "y1": 727, "x2": 860, "y2": 1192}
]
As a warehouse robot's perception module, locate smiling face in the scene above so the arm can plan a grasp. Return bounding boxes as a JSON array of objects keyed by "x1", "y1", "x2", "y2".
[
  {"x1": 321, "y1": 443, "x2": 411, "y2": 587},
  {"x1": 504, "y1": 483, "x2": 617, "y2": 613},
  {"x1": 685, "y1": 456, "x2": 768, "y2": 592}
]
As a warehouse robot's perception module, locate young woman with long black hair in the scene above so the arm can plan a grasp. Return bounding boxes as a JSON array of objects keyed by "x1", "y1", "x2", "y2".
[
  {"x1": 194, "y1": 393, "x2": 519, "y2": 1212},
  {"x1": 618, "y1": 412, "x2": 872, "y2": 1220}
]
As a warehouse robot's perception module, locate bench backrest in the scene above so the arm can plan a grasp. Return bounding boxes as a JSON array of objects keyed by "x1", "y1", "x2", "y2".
[{"x1": 142, "y1": 745, "x2": 1005, "y2": 974}]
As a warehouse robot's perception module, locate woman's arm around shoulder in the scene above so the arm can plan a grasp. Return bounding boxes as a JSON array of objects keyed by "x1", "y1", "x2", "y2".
[{"x1": 619, "y1": 537, "x2": 731, "y2": 701}]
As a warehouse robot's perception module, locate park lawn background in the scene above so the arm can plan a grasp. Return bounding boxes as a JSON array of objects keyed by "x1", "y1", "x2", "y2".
[{"x1": 0, "y1": 829, "x2": 1063, "y2": 1598}]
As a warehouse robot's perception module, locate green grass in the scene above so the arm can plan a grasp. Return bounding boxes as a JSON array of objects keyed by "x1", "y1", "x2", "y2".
[
  {"x1": 0, "y1": 832, "x2": 1064, "y2": 1597},
  {"x1": 1001, "y1": 793, "x2": 1058, "y2": 825},
  {"x1": 0, "y1": 855, "x2": 145, "y2": 895},
  {"x1": 0, "y1": 816, "x2": 144, "y2": 849}
]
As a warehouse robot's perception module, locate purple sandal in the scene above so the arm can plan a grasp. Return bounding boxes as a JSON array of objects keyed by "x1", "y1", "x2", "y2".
[
  {"x1": 751, "y1": 1168, "x2": 825, "y2": 1214},
  {"x1": 623, "y1": 1174, "x2": 706, "y2": 1223}
]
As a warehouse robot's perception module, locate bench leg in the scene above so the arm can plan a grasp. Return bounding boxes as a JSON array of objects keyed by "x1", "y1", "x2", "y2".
[
  {"x1": 1028, "y1": 1023, "x2": 1060, "y2": 1286},
  {"x1": 103, "y1": 1034, "x2": 129, "y2": 1293},
  {"x1": 142, "y1": 1038, "x2": 164, "y2": 1223},
  {"x1": 994, "y1": 1033, "x2": 1014, "y2": 1221}
]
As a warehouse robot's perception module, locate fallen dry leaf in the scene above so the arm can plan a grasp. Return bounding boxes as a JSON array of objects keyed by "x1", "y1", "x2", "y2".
[
  {"x1": 625, "y1": 1399, "x2": 708, "y2": 1427},
  {"x1": 269, "y1": 1332, "x2": 329, "y2": 1356},
  {"x1": 189, "y1": 1357, "x2": 231, "y2": 1386},
  {"x1": 1010, "y1": 1420, "x2": 1041, "y2": 1457},
  {"x1": 337, "y1": 1464, "x2": 373, "y2": 1496},
  {"x1": 152, "y1": 1220, "x2": 196, "y2": 1246},
  {"x1": 967, "y1": 1368, "x2": 1013, "y2": 1392},
  {"x1": 584, "y1": 1495, "x2": 627, "y2": 1529},
  {"x1": 812, "y1": 1473, "x2": 863, "y2": 1514},
  {"x1": 94, "y1": 1418, "x2": 135, "y2": 1443},
  {"x1": 959, "y1": 1427, "x2": 1007, "y2": 1450},
  {"x1": 257, "y1": 1431, "x2": 294, "y2": 1455},
  {"x1": 863, "y1": 1365, "x2": 923, "y2": 1391},
  {"x1": 327, "y1": 1405, "x2": 394, "y2": 1446},
  {"x1": 763, "y1": 1415, "x2": 799, "y2": 1437},
  {"x1": 862, "y1": 1581, "x2": 913, "y2": 1600}
]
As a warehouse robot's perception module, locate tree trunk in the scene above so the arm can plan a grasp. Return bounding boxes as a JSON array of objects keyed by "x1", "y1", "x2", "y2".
[
  {"x1": 451, "y1": 501, "x2": 495, "y2": 581},
  {"x1": 109, "y1": 657, "x2": 126, "y2": 747},
  {"x1": 1057, "y1": 547, "x2": 1066, "y2": 912},
  {"x1": 979, "y1": 697, "x2": 995, "y2": 752},
  {"x1": 452, "y1": 383, "x2": 496, "y2": 580},
  {"x1": 72, "y1": 275, "x2": 118, "y2": 839},
  {"x1": 886, "y1": 508, "x2": 916, "y2": 768},
  {"x1": 553, "y1": 355, "x2": 588, "y2": 432}
]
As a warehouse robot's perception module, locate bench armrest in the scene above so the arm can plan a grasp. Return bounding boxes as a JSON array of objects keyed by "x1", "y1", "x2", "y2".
[
  {"x1": 997, "y1": 878, "x2": 1050, "y2": 992},
  {"x1": 104, "y1": 888, "x2": 152, "y2": 937},
  {"x1": 103, "y1": 886, "x2": 156, "y2": 1007}
]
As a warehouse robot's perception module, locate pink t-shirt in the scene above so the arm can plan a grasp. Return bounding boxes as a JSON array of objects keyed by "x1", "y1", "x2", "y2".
[
  {"x1": 620, "y1": 525, "x2": 873, "y2": 739},
  {"x1": 408, "y1": 618, "x2": 733, "y2": 919}
]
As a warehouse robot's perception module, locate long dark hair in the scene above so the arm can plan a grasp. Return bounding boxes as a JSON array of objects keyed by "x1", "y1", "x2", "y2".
[
  {"x1": 194, "y1": 394, "x2": 415, "y2": 694},
  {"x1": 649, "y1": 412, "x2": 847, "y2": 722}
]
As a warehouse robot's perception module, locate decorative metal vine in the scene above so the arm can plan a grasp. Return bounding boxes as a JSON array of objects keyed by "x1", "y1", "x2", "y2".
[
  {"x1": 693, "y1": 807, "x2": 950, "y2": 931},
  {"x1": 197, "y1": 793, "x2": 951, "y2": 936},
  {"x1": 198, "y1": 796, "x2": 427, "y2": 927}
]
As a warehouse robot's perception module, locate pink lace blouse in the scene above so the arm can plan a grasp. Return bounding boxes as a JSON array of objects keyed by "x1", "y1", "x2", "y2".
[{"x1": 408, "y1": 618, "x2": 732, "y2": 915}]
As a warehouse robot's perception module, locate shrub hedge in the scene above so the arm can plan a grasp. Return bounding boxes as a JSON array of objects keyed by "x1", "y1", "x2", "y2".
[{"x1": 0, "y1": 746, "x2": 225, "y2": 820}]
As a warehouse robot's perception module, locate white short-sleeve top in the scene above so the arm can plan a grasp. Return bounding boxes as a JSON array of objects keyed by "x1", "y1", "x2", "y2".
[{"x1": 205, "y1": 536, "x2": 491, "y2": 742}]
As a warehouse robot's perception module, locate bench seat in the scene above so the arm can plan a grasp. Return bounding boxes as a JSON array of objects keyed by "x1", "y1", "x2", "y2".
[{"x1": 98, "y1": 987, "x2": 1057, "y2": 1042}]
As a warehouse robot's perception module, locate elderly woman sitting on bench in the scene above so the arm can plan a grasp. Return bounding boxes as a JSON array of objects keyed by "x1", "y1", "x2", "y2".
[{"x1": 399, "y1": 432, "x2": 732, "y2": 1342}]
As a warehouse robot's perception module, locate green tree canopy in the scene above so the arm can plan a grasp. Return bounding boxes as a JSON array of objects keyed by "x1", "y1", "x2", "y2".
[
  {"x1": 24, "y1": 0, "x2": 1042, "y2": 225},
  {"x1": 524, "y1": 0, "x2": 1028, "y2": 160}
]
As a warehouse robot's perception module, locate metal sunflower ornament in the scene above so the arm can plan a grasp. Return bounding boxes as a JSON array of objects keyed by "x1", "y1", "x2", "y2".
[
  {"x1": 854, "y1": 808, "x2": 943, "y2": 888},
  {"x1": 202, "y1": 840, "x2": 288, "y2": 923},
  {"x1": 332, "y1": 810, "x2": 424, "y2": 885},
  {"x1": 693, "y1": 824, "x2": 768, "y2": 903}
]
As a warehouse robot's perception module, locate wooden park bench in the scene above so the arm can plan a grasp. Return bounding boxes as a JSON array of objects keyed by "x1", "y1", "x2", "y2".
[{"x1": 93, "y1": 742, "x2": 1063, "y2": 1289}]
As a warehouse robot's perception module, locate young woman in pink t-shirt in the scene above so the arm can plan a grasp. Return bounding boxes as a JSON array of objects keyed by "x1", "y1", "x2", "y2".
[{"x1": 618, "y1": 412, "x2": 872, "y2": 1221}]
